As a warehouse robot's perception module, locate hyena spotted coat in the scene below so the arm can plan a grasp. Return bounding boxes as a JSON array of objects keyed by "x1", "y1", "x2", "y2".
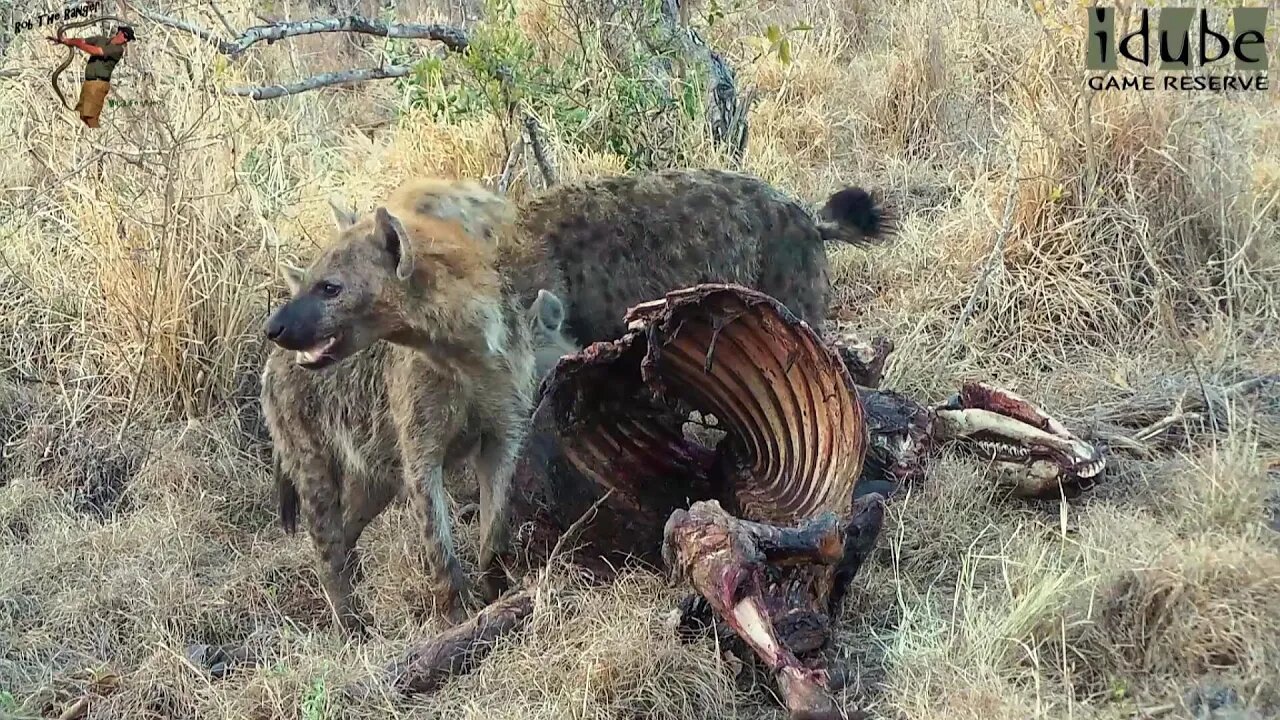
[
  {"x1": 497, "y1": 168, "x2": 893, "y2": 347},
  {"x1": 261, "y1": 179, "x2": 536, "y2": 633}
]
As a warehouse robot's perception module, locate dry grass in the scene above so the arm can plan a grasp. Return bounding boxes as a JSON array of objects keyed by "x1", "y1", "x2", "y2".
[{"x1": 1, "y1": 0, "x2": 1278, "y2": 718}]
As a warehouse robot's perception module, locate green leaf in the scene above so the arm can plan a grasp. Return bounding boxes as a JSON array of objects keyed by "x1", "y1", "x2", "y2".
[
  {"x1": 764, "y1": 23, "x2": 783, "y2": 44},
  {"x1": 778, "y1": 37, "x2": 792, "y2": 65}
]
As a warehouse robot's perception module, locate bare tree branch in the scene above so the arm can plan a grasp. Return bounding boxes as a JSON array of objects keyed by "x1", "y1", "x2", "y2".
[
  {"x1": 656, "y1": 0, "x2": 750, "y2": 164},
  {"x1": 224, "y1": 64, "x2": 414, "y2": 99},
  {"x1": 497, "y1": 135, "x2": 526, "y2": 193},
  {"x1": 229, "y1": 16, "x2": 469, "y2": 55},
  {"x1": 135, "y1": 6, "x2": 470, "y2": 57}
]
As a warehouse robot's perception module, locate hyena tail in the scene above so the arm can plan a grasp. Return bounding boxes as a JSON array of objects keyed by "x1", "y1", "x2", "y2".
[
  {"x1": 275, "y1": 452, "x2": 300, "y2": 535},
  {"x1": 816, "y1": 187, "x2": 895, "y2": 247}
]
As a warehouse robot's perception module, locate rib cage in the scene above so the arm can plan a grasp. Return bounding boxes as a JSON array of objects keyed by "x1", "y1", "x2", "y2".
[{"x1": 625, "y1": 285, "x2": 868, "y2": 526}]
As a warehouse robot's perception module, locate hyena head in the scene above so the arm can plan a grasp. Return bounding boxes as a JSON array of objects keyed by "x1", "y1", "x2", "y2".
[
  {"x1": 527, "y1": 288, "x2": 580, "y2": 379},
  {"x1": 263, "y1": 192, "x2": 505, "y2": 370}
]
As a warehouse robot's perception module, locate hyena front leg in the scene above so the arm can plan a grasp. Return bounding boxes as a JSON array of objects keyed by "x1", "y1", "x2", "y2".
[
  {"x1": 472, "y1": 420, "x2": 524, "y2": 603},
  {"x1": 296, "y1": 457, "x2": 371, "y2": 637},
  {"x1": 402, "y1": 450, "x2": 472, "y2": 624}
]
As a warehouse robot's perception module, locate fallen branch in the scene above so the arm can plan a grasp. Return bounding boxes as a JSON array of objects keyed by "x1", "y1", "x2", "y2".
[
  {"x1": 1090, "y1": 374, "x2": 1278, "y2": 442},
  {"x1": 1131, "y1": 406, "x2": 1201, "y2": 444},
  {"x1": 57, "y1": 697, "x2": 89, "y2": 720},
  {"x1": 382, "y1": 588, "x2": 536, "y2": 695}
]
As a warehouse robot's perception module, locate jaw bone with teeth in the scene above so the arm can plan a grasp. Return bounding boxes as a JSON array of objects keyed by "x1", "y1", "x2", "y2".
[{"x1": 932, "y1": 381, "x2": 1106, "y2": 498}]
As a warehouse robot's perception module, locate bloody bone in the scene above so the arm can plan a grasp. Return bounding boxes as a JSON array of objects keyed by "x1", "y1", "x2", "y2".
[
  {"x1": 663, "y1": 494, "x2": 888, "y2": 720},
  {"x1": 662, "y1": 500, "x2": 841, "y2": 719}
]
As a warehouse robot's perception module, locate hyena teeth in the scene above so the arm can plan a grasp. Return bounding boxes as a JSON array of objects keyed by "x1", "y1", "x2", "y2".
[{"x1": 296, "y1": 337, "x2": 337, "y2": 364}]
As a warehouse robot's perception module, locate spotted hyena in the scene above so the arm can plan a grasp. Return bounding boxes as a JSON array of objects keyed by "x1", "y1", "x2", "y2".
[
  {"x1": 496, "y1": 168, "x2": 893, "y2": 347},
  {"x1": 260, "y1": 179, "x2": 536, "y2": 634},
  {"x1": 525, "y1": 288, "x2": 579, "y2": 383}
]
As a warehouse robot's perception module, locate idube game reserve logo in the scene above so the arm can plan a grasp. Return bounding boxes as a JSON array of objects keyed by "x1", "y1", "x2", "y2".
[{"x1": 1086, "y1": 6, "x2": 1270, "y2": 92}]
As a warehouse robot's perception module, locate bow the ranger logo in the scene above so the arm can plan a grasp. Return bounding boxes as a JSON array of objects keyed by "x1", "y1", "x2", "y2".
[
  {"x1": 1086, "y1": 6, "x2": 1270, "y2": 91},
  {"x1": 46, "y1": 22, "x2": 135, "y2": 128}
]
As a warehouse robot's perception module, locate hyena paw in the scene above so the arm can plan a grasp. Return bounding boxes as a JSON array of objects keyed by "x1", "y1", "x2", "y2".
[
  {"x1": 435, "y1": 576, "x2": 477, "y2": 625},
  {"x1": 338, "y1": 606, "x2": 374, "y2": 640},
  {"x1": 478, "y1": 566, "x2": 511, "y2": 604}
]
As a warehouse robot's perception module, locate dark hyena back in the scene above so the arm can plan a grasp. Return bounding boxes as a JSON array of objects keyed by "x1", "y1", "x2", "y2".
[{"x1": 505, "y1": 168, "x2": 891, "y2": 346}]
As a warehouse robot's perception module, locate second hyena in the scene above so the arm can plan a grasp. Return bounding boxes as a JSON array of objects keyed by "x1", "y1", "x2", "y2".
[
  {"x1": 498, "y1": 168, "x2": 894, "y2": 347},
  {"x1": 525, "y1": 288, "x2": 580, "y2": 383},
  {"x1": 261, "y1": 179, "x2": 536, "y2": 634}
]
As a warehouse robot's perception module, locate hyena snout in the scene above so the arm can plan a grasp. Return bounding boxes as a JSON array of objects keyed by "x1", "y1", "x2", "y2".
[{"x1": 264, "y1": 297, "x2": 348, "y2": 369}]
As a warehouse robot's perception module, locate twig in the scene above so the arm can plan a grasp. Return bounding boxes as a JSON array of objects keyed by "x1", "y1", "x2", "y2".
[
  {"x1": 133, "y1": 6, "x2": 240, "y2": 55},
  {"x1": 544, "y1": 489, "x2": 615, "y2": 571},
  {"x1": 522, "y1": 114, "x2": 557, "y2": 189},
  {"x1": 224, "y1": 64, "x2": 415, "y2": 99},
  {"x1": 207, "y1": 1, "x2": 238, "y2": 37},
  {"x1": 946, "y1": 160, "x2": 1021, "y2": 352}
]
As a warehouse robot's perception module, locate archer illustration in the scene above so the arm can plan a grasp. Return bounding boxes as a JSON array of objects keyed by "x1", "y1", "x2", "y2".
[{"x1": 46, "y1": 17, "x2": 135, "y2": 129}]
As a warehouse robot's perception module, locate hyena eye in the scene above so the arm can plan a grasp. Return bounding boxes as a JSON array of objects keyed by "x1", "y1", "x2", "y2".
[{"x1": 317, "y1": 281, "x2": 343, "y2": 298}]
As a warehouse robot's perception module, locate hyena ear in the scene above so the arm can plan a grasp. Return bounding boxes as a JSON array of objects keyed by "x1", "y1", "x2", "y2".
[
  {"x1": 375, "y1": 206, "x2": 414, "y2": 281},
  {"x1": 281, "y1": 262, "x2": 305, "y2": 295},
  {"x1": 328, "y1": 196, "x2": 359, "y2": 231},
  {"x1": 533, "y1": 288, "x2": 565, "y2": 332}
]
